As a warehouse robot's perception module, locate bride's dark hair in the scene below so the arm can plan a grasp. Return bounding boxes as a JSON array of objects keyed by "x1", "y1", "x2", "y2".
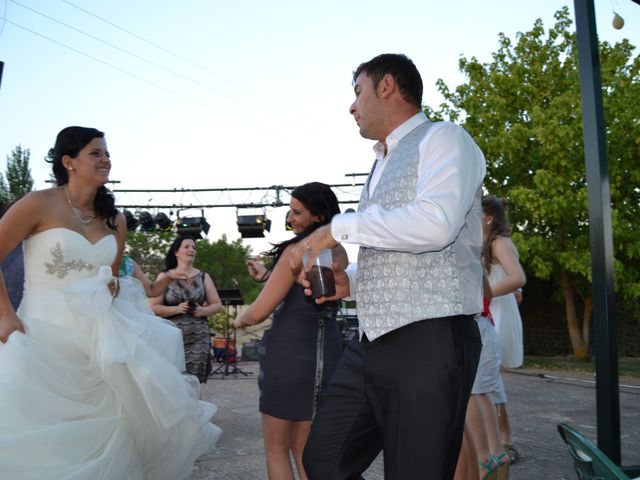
[{"x1": 46, "y1": 126, "x2": 118, "y2": 230}]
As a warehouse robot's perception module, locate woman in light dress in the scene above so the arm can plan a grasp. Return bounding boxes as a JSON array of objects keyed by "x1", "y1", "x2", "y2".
[
  {"x1": 0, "y1": 126, "x2": 221, "y2": 479},
  {"x1": 482, "y1": 194, "x2": 526, "y2": 466}
]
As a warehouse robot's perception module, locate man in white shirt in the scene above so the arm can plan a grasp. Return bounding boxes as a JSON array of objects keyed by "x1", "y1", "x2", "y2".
[{"x1": 291, "y1": 54, "x2": 486, "y2": 479}]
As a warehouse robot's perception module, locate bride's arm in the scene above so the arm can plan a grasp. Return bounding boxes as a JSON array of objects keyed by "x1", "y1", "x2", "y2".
[
  {"x1": 0, "y1": 274, "x2": 24, "y2": 342},
  {"x1": 0, "y1": 192, "x2": 48, "y2": 341},
  {"x1": 110, "y1": 212, "x2": 127, "y2": 278}
]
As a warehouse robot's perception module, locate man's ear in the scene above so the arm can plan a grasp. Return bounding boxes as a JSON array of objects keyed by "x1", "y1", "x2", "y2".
[{"x1": 378, "y1": 73, "x2": 396, "y2": 99}]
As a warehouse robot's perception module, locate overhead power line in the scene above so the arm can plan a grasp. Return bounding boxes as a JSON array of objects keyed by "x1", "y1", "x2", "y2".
[
  {"x1": 9, "y1": 0, "x2": 306, "y2": 129},
  {"x1": 0, "y1": 16, "x2": 279, "y2": 136},
  {"x1": 60, "y1": 0, "x2": 313, "y2": 122}
]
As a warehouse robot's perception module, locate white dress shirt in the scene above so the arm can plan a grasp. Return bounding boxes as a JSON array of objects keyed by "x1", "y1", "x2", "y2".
[{"x1": 332, "y1": 112, "x2": 486, "y2": 254}]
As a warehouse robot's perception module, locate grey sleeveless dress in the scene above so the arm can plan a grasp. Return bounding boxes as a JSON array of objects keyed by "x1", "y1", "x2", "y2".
[
  {"x1": 164, "y1": 272, "x2": 210, "y2": 383},
  {"x1": 259, "y1": 283, "x2": 343, "y2": 421}
]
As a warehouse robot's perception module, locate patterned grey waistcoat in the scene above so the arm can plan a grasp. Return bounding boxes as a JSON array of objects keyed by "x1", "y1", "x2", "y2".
[{"x1": 356, "y1": 121, "x2": 483, "y2": 341}]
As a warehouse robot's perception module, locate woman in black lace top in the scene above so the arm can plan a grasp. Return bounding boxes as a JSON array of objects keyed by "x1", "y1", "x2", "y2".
[{"x1": 151, "y1": 236, "x2": 222, "y2": 383}]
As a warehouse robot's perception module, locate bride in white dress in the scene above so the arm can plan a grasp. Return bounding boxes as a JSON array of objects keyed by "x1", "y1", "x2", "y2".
[{"x1": 0, "y1": 126, "x2": 221, "y2": 479}]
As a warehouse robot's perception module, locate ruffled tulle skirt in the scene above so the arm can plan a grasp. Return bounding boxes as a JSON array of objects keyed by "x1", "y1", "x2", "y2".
[{"x1": 0, "y1": 267, "x2": 221, "y2": 480}]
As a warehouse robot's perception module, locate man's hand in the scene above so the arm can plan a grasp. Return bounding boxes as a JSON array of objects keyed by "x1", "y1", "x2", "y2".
[
  {"x1": 299, "y1": 260, "x2": 351, "y2": 304},
  {"x1": 289, "y1": 224, "x2": 338, "y2": 272},
  {"x1": 0, "y1": 312, "x2": 25, "y2": 343}
]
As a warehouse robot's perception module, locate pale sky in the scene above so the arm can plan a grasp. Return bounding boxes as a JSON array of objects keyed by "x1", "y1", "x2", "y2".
[{"x1": 1, "y1": 0, "x2": 639, "y2": 256}]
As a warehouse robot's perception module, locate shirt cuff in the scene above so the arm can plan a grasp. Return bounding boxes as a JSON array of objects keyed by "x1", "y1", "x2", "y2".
[{"x1": 331, "y1": 212, "x2": 358, "y2": 243}]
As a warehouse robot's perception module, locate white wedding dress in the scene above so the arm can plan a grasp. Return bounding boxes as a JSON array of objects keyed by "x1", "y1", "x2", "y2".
[{"x1": 0, "y1": 228, "x2": 222, "y2": 479}]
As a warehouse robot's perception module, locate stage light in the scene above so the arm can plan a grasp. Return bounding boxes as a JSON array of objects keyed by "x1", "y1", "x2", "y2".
[
  {"x1": 138, "y1": 211, "x2": 156, "y2": 231},
  {"x1": 237, "y1": 214, "x2": 271, "y2": 238},
  {"x1": 123, "y1": 210, "x2": 139, "y2": 232},
  {"x1": 154, "y1": 212, "x2": 173, "y2": 232},
  {"x1": 177, "y1": 216, "x2": 210, "y2": 239},
  {"x1": 284, "y1": 210, "x2": 293, "y2": 231}
]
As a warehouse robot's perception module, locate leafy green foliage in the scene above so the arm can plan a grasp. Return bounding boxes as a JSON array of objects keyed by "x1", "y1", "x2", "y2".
[
  {"x1": 125, "y1": 230, "x2": 175, "y2": 278},
  {"x1": 428, "y1": 7, "x2": 640, "y2": 354},
  {"x1": 1, "y1": 145, "x2": 34, "y2": 203},
  {"x1": 196, "y1": 234, "x2": 263, "y2": 303},
  {"x1": 126, "y1": 231, "x2": 263, "y2": 304}
]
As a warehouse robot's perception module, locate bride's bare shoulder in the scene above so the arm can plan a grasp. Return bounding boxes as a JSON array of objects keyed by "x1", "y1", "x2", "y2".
[{"x1": 4, "y1": 188, "x2": 62, "y2": 228}]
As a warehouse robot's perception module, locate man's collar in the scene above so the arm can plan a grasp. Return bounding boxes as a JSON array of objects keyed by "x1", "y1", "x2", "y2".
[{"x1": 374, "y1": 112, "x2": 428, "y2": 157}]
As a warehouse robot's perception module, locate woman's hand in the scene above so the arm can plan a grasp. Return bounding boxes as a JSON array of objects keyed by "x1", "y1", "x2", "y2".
[
  {"x1": 174, "y1": 301, "x2": 191, "y2": 315},
  {"x1": 167, "y1": 270, "x2": 189, "y2": 282},
  {"x1": 107, "y1": 277, "x2": 120, "y2": 297},
  {"x1": 0, "y1": 312, "x2": 25, "y2": 343},
  {"x1": 247, "y1": 259, "x2": 269, "y2": 282},
  {"x1": 191, "y1": 303, "x2": 209, "y2": 318},
  {"x1": 234, "y1": 315, "x2": 247, "y2": 330}
]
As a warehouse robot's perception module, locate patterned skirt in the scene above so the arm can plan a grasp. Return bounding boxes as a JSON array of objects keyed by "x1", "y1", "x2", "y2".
[{"x1": 170, "y1": 314, "x2": 211, "y2": 383}]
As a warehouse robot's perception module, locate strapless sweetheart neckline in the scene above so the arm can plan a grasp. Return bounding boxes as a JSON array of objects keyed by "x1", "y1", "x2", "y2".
[{"x1": 31, "y1": 227, "x2": 115, "y2": 246}]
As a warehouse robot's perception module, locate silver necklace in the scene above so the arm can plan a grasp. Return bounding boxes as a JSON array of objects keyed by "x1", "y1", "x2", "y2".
[{"x1": 64, "y1": 185, "x2": 96, "y2": 225}]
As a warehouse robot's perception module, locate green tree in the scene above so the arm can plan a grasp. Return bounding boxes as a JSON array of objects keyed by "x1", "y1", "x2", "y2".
[
  {"x1": 125, "y1": 230, "x2": 175, "y2": 278},
  {"x1": 126, "y1": 230, "x2": 263, "y2": 304},
  {"x1": 196, "y1": 234, "x2": 262, "y2": 304},
  {"x1": 428, "y1": 8, "x2": 640, "y2": 359},
  {"x1": 1, "y1": 145, "x2": 34, "y2": 202},
  {"x1": 0, "y1": 173, "x2": 9, "y2": 205}
]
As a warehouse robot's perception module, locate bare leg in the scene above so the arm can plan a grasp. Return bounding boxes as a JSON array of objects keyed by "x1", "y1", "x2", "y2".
[
  {"x1": 478, "y1": 395, "x2": 502, "y2": 455},
  {"x1": 496, "y1": 403, "x2": 519, "y2": 464},
  {"x1": 290, "y1": 420, "x2": 312, "y2": 480},
  {"x1": 454, "y1": 424, "x2": 480, "y2": 480},
  {"x1": 262, "y1": 413, "x2": 295, "y2": 480},
  {"x1": 466, "y1": 395, "x2": 491, "y2": 479},
  {"x1": 495, "y1": 403, "x2": 511, "y2": 445}
]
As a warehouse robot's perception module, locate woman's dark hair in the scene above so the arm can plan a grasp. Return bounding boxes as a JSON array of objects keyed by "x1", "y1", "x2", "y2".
[
  {"x1": 45, "y1": 126, "x2": 118, "y2": 230},
  {"x1": 165, "y1": 236, "x2": 196, "y2": 270},
  {"x1": 265, "y1": 182, "x2": 341, "y2": 264},
  {"x1": 481, "y1": 195, "x2": 511, "y2": 272}
]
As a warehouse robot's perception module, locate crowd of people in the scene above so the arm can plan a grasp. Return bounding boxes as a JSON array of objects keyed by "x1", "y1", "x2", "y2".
[{"x1": 0, "y1": 53, "x2": 528, "y2": 480}]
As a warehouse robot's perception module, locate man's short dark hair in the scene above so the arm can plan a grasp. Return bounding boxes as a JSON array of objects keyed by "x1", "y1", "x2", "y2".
[{"x1": 353, "y1": 53, "x2": 423, "y2": 108}]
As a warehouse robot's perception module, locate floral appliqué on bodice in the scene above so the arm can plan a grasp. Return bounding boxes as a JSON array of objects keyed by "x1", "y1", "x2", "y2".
[{"x1": 44, "y1": 242, "x2": 95, "y2": 278}]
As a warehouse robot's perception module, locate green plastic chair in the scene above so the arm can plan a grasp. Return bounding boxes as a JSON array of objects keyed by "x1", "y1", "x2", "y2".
[{"x1": 557, "y1": 423, "x2": 640, "y2": 480}]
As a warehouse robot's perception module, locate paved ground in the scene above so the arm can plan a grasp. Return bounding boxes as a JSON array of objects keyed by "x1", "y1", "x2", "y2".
[{"x1": 190, "y1": 361, "x2": 640, "y2": 479}]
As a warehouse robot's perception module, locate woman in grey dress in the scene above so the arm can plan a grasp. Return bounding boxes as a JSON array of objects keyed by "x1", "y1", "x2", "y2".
[
  {"x1": 151, "y1": 236, "x2": 222, "y2": 383},
  {"x1": 235, "y1": 182, "x2": 348, "y2": 480}
]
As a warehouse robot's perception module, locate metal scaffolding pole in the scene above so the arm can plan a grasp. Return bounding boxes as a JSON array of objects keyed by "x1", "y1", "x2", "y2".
[{"x1": 573, "y1": 0, "x2": 620, "y2": 463}]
